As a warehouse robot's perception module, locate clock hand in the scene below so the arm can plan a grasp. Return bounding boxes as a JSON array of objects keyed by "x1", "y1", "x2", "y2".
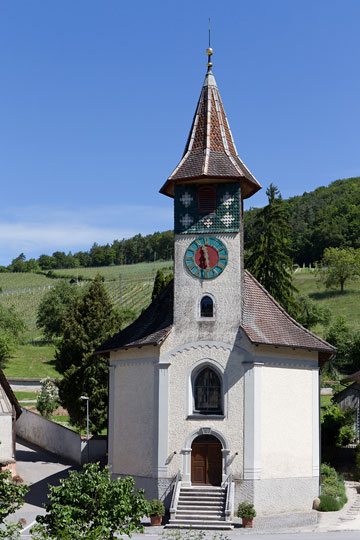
[{"x1": 201, "y1": 246, "x2": 210, "y2": 269}]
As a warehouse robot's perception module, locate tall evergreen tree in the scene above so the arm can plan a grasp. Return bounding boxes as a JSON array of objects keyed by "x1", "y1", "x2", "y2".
[
  {"x1": 56, "y1": 275, "x2": 121, "y2": 433},
  {"x1": 246, "y1": 184, "x2": 296, "y2": 312}
]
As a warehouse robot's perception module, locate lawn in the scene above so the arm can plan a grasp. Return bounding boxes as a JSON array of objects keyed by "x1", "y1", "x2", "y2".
[
  {"x1": 14, "y1": 391, "x2": 38, "y2": 401},
  {"x1": 294, "y1": 271, "x2": 360, "y2": 335},
  {"x1": 4, "y1": 332, "x2": 57, "y2": 378}
]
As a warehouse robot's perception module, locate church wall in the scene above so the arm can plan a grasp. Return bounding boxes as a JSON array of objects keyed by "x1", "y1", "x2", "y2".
[
  {"x1": 164, "y1": 343, "x2": 246, "y2": 480},
  {"x1": 260, "y1": 365, "x2": 313, "y2": 479},
  {"x1": 110, "y1": 358, "x2": 156, "y2": 477},
  {"x1": 0, "y1": 415, "x2": 13, "y2": 461}
]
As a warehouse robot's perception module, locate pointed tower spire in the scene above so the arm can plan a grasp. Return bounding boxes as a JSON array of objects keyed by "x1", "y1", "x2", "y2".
[{"x1": 160, "y1": 48, "x2": 261, "y2": 199}]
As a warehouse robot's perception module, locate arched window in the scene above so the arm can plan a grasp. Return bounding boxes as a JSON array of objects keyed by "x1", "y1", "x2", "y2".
[
  {"x1": 194, "y1": 367, "x2": 222, "y2": 414},
  {"x1": 200, "y1": 296, "x2": 214, "y2": 318},
  {"x1": 198, "y1": 185, "x2": 216, "y2": 215}
]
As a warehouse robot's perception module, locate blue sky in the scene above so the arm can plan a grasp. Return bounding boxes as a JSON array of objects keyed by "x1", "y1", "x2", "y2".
[{"x1": 1, "y1": 0, "x2": 359, "y2": 266}]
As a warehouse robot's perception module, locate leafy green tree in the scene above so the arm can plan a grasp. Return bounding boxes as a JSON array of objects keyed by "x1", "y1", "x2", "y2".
[
  {"x1": 316, "y1": 247, "x2": 360, "y2": 293},
  {"x1": 0, "y1": 468, "x2": 28, "y2": 540},
  {"x1": 36, "y1": 377, "x2": 59, "y2": 419},
  {"x1": 151, "y1": 270, "x2": 173, "y2": 302},
  {"x1": 324, "y1": 316, "x2": 354, "y2": 373},
  {"x1": 0, "y1": 305, "x2": 27, "y2": 367},
  {"x1": 8, "y1": 253, "x2": 27, "y2": 272},
  {"x1": 321, "y1": 403, "x2": 356, "y2": 447},
  {"x1": 290, "y1": 294, "x2": 331, "y2": 329},
  {"x1": 32, "y1": 463, "x2": 149, "y2": 540},
  {"x1": 56, "y1": 276, "x2": 121, "y2": 432},
  {"x1": 36, "y1": 281, "x2": 82, "y2": 342},
  {"x1": 246, "y1": 184, "x2": 296, "y2": 312},
  {"x1": 152, "y1": 270, "x2": 164, "y2": 301}
]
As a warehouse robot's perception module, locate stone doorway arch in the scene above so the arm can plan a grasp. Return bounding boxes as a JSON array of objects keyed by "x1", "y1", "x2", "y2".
[{"x1": 181, "y1": 427, "x2": 230, "y2": 486}]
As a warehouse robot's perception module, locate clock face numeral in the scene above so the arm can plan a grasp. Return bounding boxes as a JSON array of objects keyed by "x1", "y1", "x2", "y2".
[{"x1": 184, "y1": 237, "x2": 228, "y2": 279}]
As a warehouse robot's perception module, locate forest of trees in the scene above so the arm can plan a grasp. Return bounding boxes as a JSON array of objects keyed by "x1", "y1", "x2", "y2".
[
  {"x1": 245, "y1": 177, "x2": 360, "y2": 265},
  {"x1": 2, "y1": 177, "x2": 360, "y2": 273}
]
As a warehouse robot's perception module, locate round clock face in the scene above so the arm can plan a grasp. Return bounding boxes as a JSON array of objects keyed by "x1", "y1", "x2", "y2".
[{"x1": 185, "y1": 237, "x2": 228, "y2": 279}]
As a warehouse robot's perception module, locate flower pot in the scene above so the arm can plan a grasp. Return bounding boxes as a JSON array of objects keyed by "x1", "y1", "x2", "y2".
[
  {"x1": 150, "y1": 515, "x2": 163, "y2": 526},
  {"x1": 242, "y1": 517, "x2": 254, "y2": 528}
]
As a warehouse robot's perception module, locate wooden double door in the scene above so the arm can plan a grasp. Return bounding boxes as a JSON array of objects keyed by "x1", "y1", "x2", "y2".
[{"x1": 191, "y1": 436, "x2": 222, "y2": 486}]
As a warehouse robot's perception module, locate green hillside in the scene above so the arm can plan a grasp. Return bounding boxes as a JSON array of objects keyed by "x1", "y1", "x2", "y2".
[
  {"x1": 2, "y1": 262, "x2": 360, "y2": 378},
  {"x1": 245, "y1": 177, "x2": 360, "y2": 265}
]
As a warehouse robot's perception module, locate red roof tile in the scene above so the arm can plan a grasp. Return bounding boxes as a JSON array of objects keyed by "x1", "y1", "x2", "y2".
[
  {"x1": 160, "y1": 68, "x2": 261, "y2": 199},
  {"x1": 242, "y1": 271, "x2": 335, "y2": 355}
]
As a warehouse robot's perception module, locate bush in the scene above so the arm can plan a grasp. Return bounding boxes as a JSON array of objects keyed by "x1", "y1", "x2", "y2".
[
  {"x1": 356, "y1": 446, "x2": 360, "y2": 474},
  {"x1": 321, "y1": 404, "x2": 356, "y2": 447},
  {"x1": 237, "y1": 502, "x2": 256, "y2": 519},
  {"x1": 318, "y1": 494, "x2": 342, "y2": 512},
  {"x1": 31, "y1": 463, "x2": 150, "y2": 540},
  {"x1": 319, "y1": 463, "x2": 347, "y2": 512},
  {"x1": 149, "y1": 499, "x2": 165, "y2": 516},
  {"x1": 338, "y1": 424, "x2": 356, "y2": 447},
  {"x1": 0, "y1": 469, "x2": 29, "y2": 540},
  {"x1": 36, "y1": 378, "x2": 59, "y2": 418}
]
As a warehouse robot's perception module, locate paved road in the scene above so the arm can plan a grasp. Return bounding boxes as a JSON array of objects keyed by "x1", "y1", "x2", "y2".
[{"x1": 8, "y1": 438, "x2": 76, "y2": 537}]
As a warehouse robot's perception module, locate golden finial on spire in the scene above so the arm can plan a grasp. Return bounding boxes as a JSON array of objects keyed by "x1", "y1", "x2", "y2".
[{"x1": 207, "y1": 18, "x2": 213, "y2": 69}]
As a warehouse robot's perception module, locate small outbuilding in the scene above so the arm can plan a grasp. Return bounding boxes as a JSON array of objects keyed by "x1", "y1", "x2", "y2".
[
  {"x1": 333, "y1": 371, "x2": 360, "y2": 440},
  {"x1": 0, "y1": 368, "x2": 22, "y2": 475}
]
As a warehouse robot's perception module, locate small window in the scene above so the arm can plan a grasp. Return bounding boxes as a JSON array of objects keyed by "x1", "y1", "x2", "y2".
[
  {"x1": 194, "y1": 367, "x2": 222, "y2": 414},
  {"x1": 200, "y1": 296, "x2": 214, "y2": 318},
  {"x1": 198, "y1": 186, "x2": 216, "y2": 215}
]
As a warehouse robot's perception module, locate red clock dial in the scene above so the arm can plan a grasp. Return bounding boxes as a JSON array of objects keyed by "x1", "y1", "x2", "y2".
[{"x1": 194, "y1": 245, "x2": 219, "y2": 270}]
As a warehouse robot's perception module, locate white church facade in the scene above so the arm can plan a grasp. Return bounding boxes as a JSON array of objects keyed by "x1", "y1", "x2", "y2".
[{"x1": 98, "y1": 49, "x2": 335, "y2": 524}]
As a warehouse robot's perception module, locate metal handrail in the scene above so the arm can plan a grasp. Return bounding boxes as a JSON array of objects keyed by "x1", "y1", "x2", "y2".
[
  {"x1": 222, "y1": 472, "x2": 234, "y2": 521},
  {"x1": 170, "y1": 470, "x2": 182, "y2": 517}
]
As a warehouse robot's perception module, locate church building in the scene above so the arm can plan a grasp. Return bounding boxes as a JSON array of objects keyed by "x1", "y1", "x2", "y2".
[{"x1": 98, "y1": 48, "x2": 335, "y2": 526}]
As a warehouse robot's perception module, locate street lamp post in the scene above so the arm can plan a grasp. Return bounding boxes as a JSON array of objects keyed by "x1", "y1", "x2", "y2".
[{"x1": 80, "y1": 395, "x2": 89, "y2": 463}]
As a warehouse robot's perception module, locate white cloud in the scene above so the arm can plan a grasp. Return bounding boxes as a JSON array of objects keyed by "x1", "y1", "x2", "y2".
[{"x1": 0, "y1": 204, "x2": 173, "y2": 266}]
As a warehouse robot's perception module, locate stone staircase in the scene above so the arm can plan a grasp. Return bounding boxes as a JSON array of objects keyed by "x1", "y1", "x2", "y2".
[{"x1": 167, "y1": 486, "x2": 233, "y2": 529}]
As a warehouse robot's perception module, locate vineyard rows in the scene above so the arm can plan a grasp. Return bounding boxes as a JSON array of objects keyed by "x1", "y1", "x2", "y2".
[{"x1": 0, "y1": 272, "x2": 163, "y2": 331}]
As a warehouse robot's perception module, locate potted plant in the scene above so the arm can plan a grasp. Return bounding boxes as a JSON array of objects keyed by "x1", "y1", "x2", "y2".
[
  {"x1": 237, "y1": 502, "x2": 256, "y2": 528},
  {"x1": 149, "y1": 499, "x2": 165, "y2": 526}
]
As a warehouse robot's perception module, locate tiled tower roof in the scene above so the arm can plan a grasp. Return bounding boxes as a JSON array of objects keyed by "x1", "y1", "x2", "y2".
[{"x1": 160, "y1": 62, "x2": 261, "y2": 199}]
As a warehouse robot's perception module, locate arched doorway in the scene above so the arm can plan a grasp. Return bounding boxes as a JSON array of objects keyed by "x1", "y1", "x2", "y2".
[{"x1": 191, "y1": 435, "x2": 222, "y2": 486}]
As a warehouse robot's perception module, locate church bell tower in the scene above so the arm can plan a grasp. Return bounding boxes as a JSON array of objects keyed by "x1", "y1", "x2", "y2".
[{"x1": 160, "y1": 48, "x2": 261, "y2": 344}]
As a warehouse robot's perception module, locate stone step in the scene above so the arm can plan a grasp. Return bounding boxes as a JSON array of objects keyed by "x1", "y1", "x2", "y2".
[
  {"x1": 176, "y1": 513, "x2": 224, "y2": 520},
  {"x1": 166, "y1": 520, "x2": 233, "y2": 530},
  {"x1": 179, "y1": 491, "x2": 225, "y2": 499},
  {"x1": 177, "y1": 504, "x2": 224, "y2": 511},
  {"x1": 177, "y1": 510, "x2": 224, "y2": 516},
  {"x1": 180, "y1": 489, "x2": 225, "y2": 495},
  {"x1": 179, "y1": 497, "x2": 225, "y2": 504}
]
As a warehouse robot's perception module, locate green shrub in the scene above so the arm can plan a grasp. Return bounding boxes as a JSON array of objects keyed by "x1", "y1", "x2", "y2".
[
  {"x1": 149, "y1": 499, "x2": 165, "y2": 516},
  {"x1": 321, "y1": 404, "x2": 356, "y2": 447},
  {"x1": 318, "y1": 494, "x2": 342, "y2": 512},
  {"x1": 320, "y1": 463, "x2": 347, "y2": 511},
  {"x1": 355, "y1": 445, "x2": 360, "y2": 475},
  {"x1": 237, "y1": 502, "x2": 256, "y2": 519},
  {"x1": 338, "y1": 424, "x2": 356, "y2": 446}
]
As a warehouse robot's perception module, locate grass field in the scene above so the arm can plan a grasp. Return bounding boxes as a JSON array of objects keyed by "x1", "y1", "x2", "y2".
[
  {"x1": 293, "y1": 270, "x2": 360, "y2": 335},
  {"x1": 2, "y1": 263, "x2": 360, "y2": 379},
  {"x1": 52, "y1": 260, "x2": 173, "y2": 280}
]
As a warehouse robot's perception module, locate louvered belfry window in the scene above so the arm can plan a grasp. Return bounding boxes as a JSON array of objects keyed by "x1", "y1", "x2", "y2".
[{"x1": 198, "y1": 185, "x2": 216, "y2": 215}]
